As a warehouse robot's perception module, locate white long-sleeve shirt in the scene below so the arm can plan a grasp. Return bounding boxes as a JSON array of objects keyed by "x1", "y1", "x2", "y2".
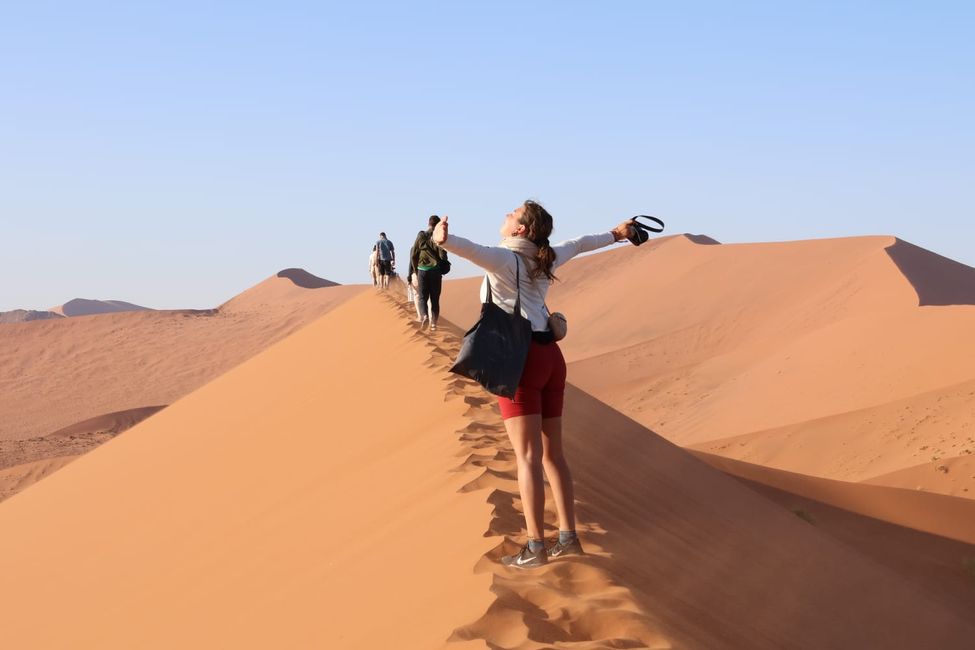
[{"x1": 440, "y1": 233, "x2": 617, "y2": 331}]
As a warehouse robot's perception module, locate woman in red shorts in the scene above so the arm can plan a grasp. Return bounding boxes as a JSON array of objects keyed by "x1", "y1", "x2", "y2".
[{"x1": 434, "y1": 202, "x2": 635, "y2": 568}]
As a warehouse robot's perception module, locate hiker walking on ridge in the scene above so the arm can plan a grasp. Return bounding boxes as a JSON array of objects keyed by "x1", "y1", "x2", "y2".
[
  {"x1": 368, "y1": 245, "x2": 380, "y2": 287},
  {"x1": 405, "y1": 255, "x2": 423, "y2": 322},
  {"x1": 409, "y1": 215, "x2": 450, "y2": 332},
  {"x1": 433, "y1": 201, "x2": 637, "y2": 568},
  {"x1": 374, "y1": 232, "x2": 395, "y2": 290}
]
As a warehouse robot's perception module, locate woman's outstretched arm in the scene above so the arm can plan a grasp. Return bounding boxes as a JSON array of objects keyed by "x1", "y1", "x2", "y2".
[
  {"x1": 432, "y1": 217, "x2": 512, "y2": 273},
  {"x1": 548, "y1": 221, "x2": 634, "y2": 268},
  {"x1": 433, "y1": 216, "x2": 635, "y2": 272}
]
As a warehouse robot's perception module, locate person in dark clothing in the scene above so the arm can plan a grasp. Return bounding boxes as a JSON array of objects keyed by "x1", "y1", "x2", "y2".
[
  {"x1": 374, "y1": 232, "x2": 395, "y2": 290},
  {"x1": 408, "y1": 215, "x2": 449, "y2": 331}
]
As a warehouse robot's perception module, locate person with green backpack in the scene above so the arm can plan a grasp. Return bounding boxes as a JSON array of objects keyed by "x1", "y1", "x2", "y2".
[{"x1": 408, "y1": 215, "x2": 451, "y2": 331}]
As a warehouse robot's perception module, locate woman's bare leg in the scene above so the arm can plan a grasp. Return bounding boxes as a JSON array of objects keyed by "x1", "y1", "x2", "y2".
[
  {"x1": 503, "y1": 414, "x2": 545, "y2": 540},
  {"x1": 541, "y1": 417, "x2": 575, "y2": 532}
]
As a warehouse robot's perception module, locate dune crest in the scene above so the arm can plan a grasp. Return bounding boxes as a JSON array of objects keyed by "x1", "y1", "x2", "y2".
[{"x1": 275, "y1": 267, "x2": 339, "y2": 289}]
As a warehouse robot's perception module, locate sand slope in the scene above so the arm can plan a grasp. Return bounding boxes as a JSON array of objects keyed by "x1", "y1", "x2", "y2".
[
  {"x1": 0, "y1": 291, "x2": 496, "y2": 649},
  {"x1": 554, "y1": 386, "x2": 975, "y2": 649},
  {"x1": 690, "y1": 376, "x2": 975, "y2": 496},
  {"x1": 0, "y1": 271, "x2": 361, "y2": 444},
  {"x1": 0, "y1": 271, "x2": 362, "y2": 503}
]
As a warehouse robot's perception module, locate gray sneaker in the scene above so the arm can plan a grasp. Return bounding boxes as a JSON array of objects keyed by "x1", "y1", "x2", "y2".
[
  {"x1": 547, "y1": 537, "x2": 584, "y2": 558},
  {"x1": 501, "y1": 544, "x2": 548, "y2": 569}
]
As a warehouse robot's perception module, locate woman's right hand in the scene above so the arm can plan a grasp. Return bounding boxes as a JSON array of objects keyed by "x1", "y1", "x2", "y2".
[
  {"x1": 611, "y1": 220, "x2": 635, "y2": 243},
  {"x1": 433, "y1": 216, "x2": 449, "y2": 244}
]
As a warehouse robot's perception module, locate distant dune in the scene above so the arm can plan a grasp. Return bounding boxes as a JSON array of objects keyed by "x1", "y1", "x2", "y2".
[
  {"x1": 0, "y1": 269, "x2": 361, "y2": 500},
  {"x1": 2, "y1": 299, "x2": 149, "y2": 322},
  {"x1": 276, "y1": 267, "x2": 340, "y2": 289},
  {"x1": 0, "y1": 309, "x2": 63, "y2": 324},
  {"x1": 50, "y1": 298, "x2": 152, "y2": 317}
]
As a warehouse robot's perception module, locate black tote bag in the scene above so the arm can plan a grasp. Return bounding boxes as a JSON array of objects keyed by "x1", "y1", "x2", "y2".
[{"x1": 449, "y1": 254, "x2": 532, "y2": 398}]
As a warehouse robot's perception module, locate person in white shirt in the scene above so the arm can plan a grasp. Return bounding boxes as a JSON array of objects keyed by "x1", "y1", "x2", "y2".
[
  {"x1": 368, "y1": 246, "x2": 380, "y2": 287},
  {"x1": 434, "y1": 201, "x2": 635, "y2": 568}
]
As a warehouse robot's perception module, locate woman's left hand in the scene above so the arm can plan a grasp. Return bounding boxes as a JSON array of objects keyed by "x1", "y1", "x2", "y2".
[
  {"x1": 433, "y1": 216, "x2": 449, "y2": 244},
  {"x1": 611, "y1": 220, "x2": 635, "y2": 242}
]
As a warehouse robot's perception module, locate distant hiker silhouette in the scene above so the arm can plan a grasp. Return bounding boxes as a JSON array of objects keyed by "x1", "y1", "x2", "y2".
[
  {"x1": 368, "y1": 246, "x2": 380, "y2": 287},
  {"x1": 374, "y1": 232, "x2": 395, "y2": 290}
]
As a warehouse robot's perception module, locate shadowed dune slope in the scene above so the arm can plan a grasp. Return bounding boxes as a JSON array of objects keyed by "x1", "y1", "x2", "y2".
[
  {"x1": 886, "y1": 238, "x2": 975, "y2": 306},
  {"x1": 724, "y1": 475, "x2": 975, "y2": 626},
  {"x1": 47, "y1": 405, "x2": 168, "y2": 438},
  {"x1": 689, "y1": 450, "x2": 975, "y2": 545},
  {"x1": 0, "y1": 278, "x2": 363, "y2": 443},
  {"x1": 557, "y1": 386, "x2": 975, "y2": 648},
  {"x1": 275, "y1": 267, "x2": 339, "y2": 288},
  {"x1": 0, "y1": 291, "x2": 496, "y2": 649}
]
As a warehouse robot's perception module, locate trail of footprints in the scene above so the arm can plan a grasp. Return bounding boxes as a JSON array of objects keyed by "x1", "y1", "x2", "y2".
[{"x1": 382, "y1": 290, "x2": 670, "y2": 649}]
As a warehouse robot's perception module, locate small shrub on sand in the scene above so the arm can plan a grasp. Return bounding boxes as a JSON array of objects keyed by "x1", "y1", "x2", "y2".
[{"x1": 791, "y1": 508, "x2": 816, "y2": 525}]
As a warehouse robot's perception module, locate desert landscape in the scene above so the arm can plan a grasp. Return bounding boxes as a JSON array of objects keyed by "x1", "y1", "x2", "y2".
[{"x1": 2, "y1": 234, "x2": 975, "y2": 648}]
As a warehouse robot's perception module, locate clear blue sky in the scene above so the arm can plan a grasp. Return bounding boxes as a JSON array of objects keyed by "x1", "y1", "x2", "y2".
[{"x1": 2, "y1": 1, "x2": 972, "y2": 311}]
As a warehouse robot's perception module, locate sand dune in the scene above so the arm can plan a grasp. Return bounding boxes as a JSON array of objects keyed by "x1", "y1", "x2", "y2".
[
  {"x1": 0, "y1": 456, "x2": 77, "y2": 503},
  {"x1": 0, "y1": 291, "x2": 497, "y2": 649},
  {"x1": 463, "y1": 234, "x2": 975, "y2": 498},
  {"x1": 50, "y1": 298, "x2": 151, "y2": 317},
  {"x1": 2, "y1": 290, "x2": 973, "y2": 648},
  {"x1": 726, "y1": 475, "x2": 975, "y2": 625},
  {"x1": 5, "y1": 233, "x2": 975, "y2": 646},
  {"x1": 0, "y1": 270, "x2": 359, "y2": 443},
  {"x1": 554, "y1": 235, "x2": 975, "y2": 438},
  {"x1": 220, "y1": 269, "x2": 341, "y2": 311},
  {"x1": 0, "y1": 271, "x2": 361, "y2": 501},
  {"x1": 0, "y1": 309, "x2": 64, "y2": 323},
  {"x1": 689, "y1": 376, "x2": 975, "y2": 495}
]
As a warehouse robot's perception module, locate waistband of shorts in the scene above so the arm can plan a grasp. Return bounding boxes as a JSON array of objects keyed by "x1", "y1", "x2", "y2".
[{"x1": 531, "y1": 330, "x2": 556, "y2": 344}]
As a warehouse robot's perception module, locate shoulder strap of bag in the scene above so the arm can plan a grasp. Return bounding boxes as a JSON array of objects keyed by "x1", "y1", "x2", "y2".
[
  {"x1": 513, "y1": 251, "x2": 550, "y2": 317},
  {"x1": 484, "y1": 253, "x2": 522, "y2": 311},
  {"x1": 513, "y1": 254, "x2": 522, "y2": 313}
]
